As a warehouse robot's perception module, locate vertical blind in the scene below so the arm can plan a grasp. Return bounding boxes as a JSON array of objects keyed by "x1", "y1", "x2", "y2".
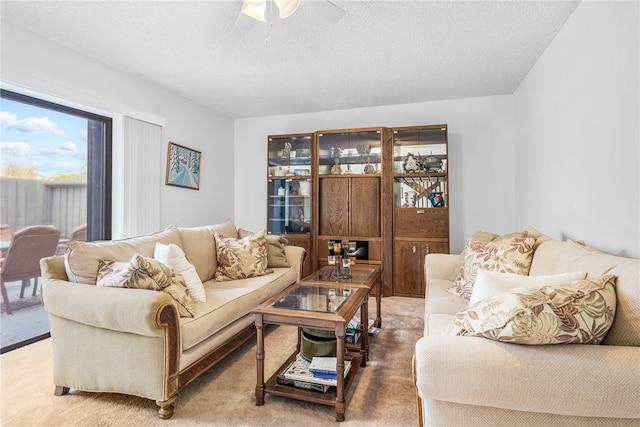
[{"x1": 121, "y1": 116, "x2": 162, "y2": 237}]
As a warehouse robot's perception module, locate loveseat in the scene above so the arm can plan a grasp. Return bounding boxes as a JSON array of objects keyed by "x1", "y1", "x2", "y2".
[
  {"x1": 40, "y1": 221, "x2": 305, "y2": 419},
  {"x1": 413, "y1": 227, "x2": 640, "y2": 426}
]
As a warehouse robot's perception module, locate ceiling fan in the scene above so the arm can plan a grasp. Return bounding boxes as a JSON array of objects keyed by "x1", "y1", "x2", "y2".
[{"x1": 234, "y1": 0, "x2": 346, "y2": 30}]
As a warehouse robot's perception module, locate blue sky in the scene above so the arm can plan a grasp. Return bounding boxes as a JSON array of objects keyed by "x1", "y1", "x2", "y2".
[{"x1": 0, "y1": 98, "x2": 88, "y2": 178}]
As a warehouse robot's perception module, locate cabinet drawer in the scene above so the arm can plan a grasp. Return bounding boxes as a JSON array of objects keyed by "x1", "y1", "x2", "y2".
[{"x1": 394, "y1": 208, "x2": 449, "y2": 238}]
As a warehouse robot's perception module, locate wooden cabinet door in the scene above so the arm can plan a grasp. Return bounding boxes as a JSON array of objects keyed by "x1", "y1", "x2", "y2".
[
  {"x1": 319, "y1": 178, "x2": 349, "y2": 236},
  {"x1": 393, "y1": 240, "x2": 449, "y2": 297},
  {"x1": 393, "y1": 240, "x2": 425, "y2": 296},
  {"x1": 350, "y1": 177, "x2": 380, "y2": 237}
]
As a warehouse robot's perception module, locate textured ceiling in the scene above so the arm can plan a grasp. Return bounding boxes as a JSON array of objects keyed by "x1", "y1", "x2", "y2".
[{"x1": 0, "y1": 1, "x2": 579, "y2": 118}]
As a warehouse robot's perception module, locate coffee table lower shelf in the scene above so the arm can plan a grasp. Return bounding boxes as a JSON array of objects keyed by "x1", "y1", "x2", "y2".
[{"x1": 264, "y1": 352, "x2": 362, "y2": 413}]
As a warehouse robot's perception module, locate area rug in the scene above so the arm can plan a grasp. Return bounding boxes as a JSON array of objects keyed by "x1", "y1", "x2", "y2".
[{"x1": 0, "y1": 296, "x2": 424, "y2": 426}]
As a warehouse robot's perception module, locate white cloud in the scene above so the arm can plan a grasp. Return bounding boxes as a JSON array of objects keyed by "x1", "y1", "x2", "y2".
[
  {"x1": 0, "y1": 110, "x2": 64, "y2": 136},
  {"x1": 0, "y1": 141, "x2": 35, "y2": 156},
  {"x1": 41, "y1": 141, "x2": 80, "y2": 157}
]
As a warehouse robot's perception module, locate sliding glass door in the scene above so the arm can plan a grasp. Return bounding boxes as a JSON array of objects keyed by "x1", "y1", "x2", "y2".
[{"x1": 0, "y1": 89, "x2": 111, "y2": 352}]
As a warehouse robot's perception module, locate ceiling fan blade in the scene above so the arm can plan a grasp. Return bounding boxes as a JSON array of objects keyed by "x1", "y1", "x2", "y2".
[
  {"x1": 304, "y1": 0, "x2": 346, "y2": 23},
  {"x1": 234, "y1": 10, "x2": 260, "y2": 30}
]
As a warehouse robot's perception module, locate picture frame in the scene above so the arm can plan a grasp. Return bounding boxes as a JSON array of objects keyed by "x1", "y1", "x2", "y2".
[{"x1": 165, "y1": 142, "x2": 201, "y2": 190}]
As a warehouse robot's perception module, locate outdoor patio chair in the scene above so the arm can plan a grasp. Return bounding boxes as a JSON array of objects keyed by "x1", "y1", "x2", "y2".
[
  {"x1": 0, "y1": 225, "x2": 61, "y2": 315},
  {"x1": 0, "y1": 224, "x2": 13, "y2": 258}
]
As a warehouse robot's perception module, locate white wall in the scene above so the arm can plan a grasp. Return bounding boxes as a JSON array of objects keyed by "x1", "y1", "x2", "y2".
[
  {"x1": 234, "y1": 95, "x2": 516, "y2": 254},
  {"x1": 515, "y1": 1, "x2": 639, "y2": 258},
  {"x1": 1, "y1": 22, "x2": 235, "y2": 231}
]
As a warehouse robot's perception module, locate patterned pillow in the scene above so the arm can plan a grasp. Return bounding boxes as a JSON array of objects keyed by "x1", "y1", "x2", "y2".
[
  {"x1": 97, "y1": 255, "x2": 195, "y2": 318},
  {"x1": 238, "y1": 228, "x2": 290, "y2": 268},
  {"x1": 449, "y1": 230, "x2": 529, "y2": 281},
  {"x1": 447, "y1": 236, "x2": 537, "y2": 299},
  {"x1": 214, "y1": 229, "x2": 273, "y2": 281},
  {"x1": 448, "y1": 275, "x2": 617, "y2": 345}
]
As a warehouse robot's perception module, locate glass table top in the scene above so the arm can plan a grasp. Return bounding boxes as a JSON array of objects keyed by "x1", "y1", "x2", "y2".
[
  {"x1": 269, "y1": 284, "x2": 355, "y2": 314},
  {"x1": 303, "y1": 266, "x2": 375, "y2": 285}
]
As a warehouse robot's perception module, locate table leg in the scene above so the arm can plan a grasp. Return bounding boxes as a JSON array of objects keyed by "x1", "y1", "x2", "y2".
[
  {"x1": 361, "y1": 295, "x2": 369, "y2": 365},
  {"x1": 255, "y1": 314, "x2": 265, "y2": 406},
  {"x1": 335, "y1": 325, "x2": 346, "y2": 422},
  {"x1": 375, "y1": 277, "x2": 382, "y2": 328}
]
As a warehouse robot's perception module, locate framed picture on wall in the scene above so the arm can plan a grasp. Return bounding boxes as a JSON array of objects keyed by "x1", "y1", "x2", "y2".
[{"x1": 165, "y1": 142, "x2": 201, "y2": 190}]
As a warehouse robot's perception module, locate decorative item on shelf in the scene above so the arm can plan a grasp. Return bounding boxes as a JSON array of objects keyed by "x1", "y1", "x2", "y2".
[
  {"x1": 402, "y1": 152, "x2": 420, "y2": 173},
  {"x1": 429, "y1": 191, "x2": 445, "y2": 208},
  {"x1": 293, "y1": 168, "x2": 310, "y2": 176},
  {"x1": 331, "y1": 158, "x2": 342, "y2": 174},
  {"x1": 289, "y1": 150, "x2": 297, "y2": 158},
  {"x1": 404, "y1": 191, "x2": 418, "y2": 208},
  {"x1": 282, "y1": 141, "x2": 292, "y2": 159},
  {"x1": 363, "y1": 157, "x2": 376, "y2": 174},
  {"x1": 297, "y1": 148, "x2": 311, "y2": 157},
  {"x1": 289, "y1": 206, "x2": 310, "y2": 232},
  {"x1": 275, "y1": 166, "x2": 285, "y2": 176},
  {"x1": 422, "y1": 152, "x2": 443, "y2": 172},
  {"x1": 277, "y1": 185, "x2": 286, "y2": 196},
  {"x1": 298, "y1": 181, "x2": 311, "y2": 196},
  {"x1": 357, "y1": 144, "x2": 371, "y2": 156}
]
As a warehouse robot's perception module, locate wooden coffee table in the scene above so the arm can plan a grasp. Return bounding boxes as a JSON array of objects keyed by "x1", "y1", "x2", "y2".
[
  {"x1": 253, "y1": 282, "x2": 369, "y2": 422},
  {"x1": 299, "y1": 265, "x2": 382, "y2": 361}
]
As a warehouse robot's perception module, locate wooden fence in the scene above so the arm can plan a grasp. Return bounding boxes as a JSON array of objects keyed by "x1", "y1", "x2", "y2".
[{"x1": 0, "y1": 178, "x2": 86, "y2": 239}]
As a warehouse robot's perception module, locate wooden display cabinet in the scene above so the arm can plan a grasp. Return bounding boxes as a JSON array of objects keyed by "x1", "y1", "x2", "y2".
[
  {"x1": 314, "y1": 128, "x2": 393, "y2": 294},
  {"x1": 391, "y1": 125, "x2": 449, "y2": 297},
  {"x1": 267, "y1": 133, "x2": 314, "y2": 276}
]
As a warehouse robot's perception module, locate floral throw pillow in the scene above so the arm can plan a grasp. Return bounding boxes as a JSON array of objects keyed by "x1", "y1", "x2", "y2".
[
  {"x1": 448, "y1": 275, "x2": 617, "y2": 345},
  {"x1": 447, "y1": 236, "x2": 537, "y2": 299},
  {"x1": 97, "y1": 254, "x2": 195, "y2": 318},
  {"x1": 214, "y1": 230, "x2": 273, "y2": 282}
]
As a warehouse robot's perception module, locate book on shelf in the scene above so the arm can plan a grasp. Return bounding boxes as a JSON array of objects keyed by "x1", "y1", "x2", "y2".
[
  {"x1": 283, "y1": 354, "x2": 351, "y2": 387},
  {"x1": 308, "y1": 356, "x2": 339, "y2": 374}
]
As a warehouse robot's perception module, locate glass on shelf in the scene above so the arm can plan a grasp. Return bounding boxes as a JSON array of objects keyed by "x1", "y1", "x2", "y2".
[
  {"x1": 394, "y1": 176, "x2": 447, "y2": 208},
  {"x1": 267, "y1": 178, "x2": 312, "y2": 234},
  {"x1": 268, "y1": 135, "x2": 312, "y2": 177},
  {"x1": 317, "y1": 130, "x2": 382, "y2": 175},
  {"x1": 392, "y1": 127, "x2": 447, "y2": 175}
]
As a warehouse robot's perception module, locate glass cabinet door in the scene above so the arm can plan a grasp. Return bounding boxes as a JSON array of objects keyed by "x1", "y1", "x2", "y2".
[
  {"x1": 392, "y1": 126, "x2": 448, "y2": 209},
  {"x1": 267, "y1": 135, "x2": 312, "y2": 235},
  {"x1": 317, "y1": 129, "x2": 382, "y2": 175}
]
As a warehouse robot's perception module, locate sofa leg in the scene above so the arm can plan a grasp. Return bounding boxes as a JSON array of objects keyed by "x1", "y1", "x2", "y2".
[
  {"x1": 54, "y1": 385, "x2": 70, "y2": 396},
  {"x1": 156, "y1": 397, "x2": 176, "y2": 419}
]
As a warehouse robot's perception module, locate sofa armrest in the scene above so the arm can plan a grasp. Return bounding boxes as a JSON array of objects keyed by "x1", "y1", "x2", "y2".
[
  {"x1": 42, "y1": 275, "x2": 176, "y2": 338},
  {"x1": 284, "y1": 245, "x2": 306, "y2": 281},
  {"x1": 415, "y1": 336, "x2": 640, "y2": 419},
  {"x1": 425, "y1": 253, "x2": 459, "y2": 281}
]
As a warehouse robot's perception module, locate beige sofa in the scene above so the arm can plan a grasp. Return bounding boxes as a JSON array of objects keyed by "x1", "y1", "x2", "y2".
[
  {"x1": 414, "y1": 229, "x2": 640, "y2": 426},
  {"x1": 40, "y1": 221, "x2": 305, "y2": 419}
]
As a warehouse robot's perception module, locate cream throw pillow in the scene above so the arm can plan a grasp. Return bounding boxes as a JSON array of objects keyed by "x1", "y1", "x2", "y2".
[
  {"x1": 214, "y1": 229, "x2": 272, "y2": 281},
  {"x1": 449, "y1": 275, "x2": 617, "y2": 345},
  {"x1": 154, "y1": 242, "x2": 206, "y2": 303},
  {"x1": 97, "y1": 255, "x2": 195, "y2": 318},
  {"x1": 469, "y1": 269, "x2": 588, "y2": 304},
  {"x1": 447, "y1": 236, "x2": 537, "y2": 299}
]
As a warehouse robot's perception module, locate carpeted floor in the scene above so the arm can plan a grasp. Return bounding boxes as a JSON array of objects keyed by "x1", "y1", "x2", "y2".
[{"x1": 0, "y1": 296, "x2": 424, "y2": 426}]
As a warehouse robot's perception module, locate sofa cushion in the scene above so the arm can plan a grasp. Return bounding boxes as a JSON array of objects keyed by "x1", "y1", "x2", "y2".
[
  {"x1": 424, "y1": 279, "x2": 470, "y2": 336},
  {"x1": 447, "y1": 236, "x2": 537, "y2": 299},
  {"x1": 469, "y1": 269, "x2": 587, "y2": 304},
  {"x1": 214, "y1": 229, "x2": 272, "y2": 281},
  {"x1": 450, "y1": 230, "x2": 529, "y2": 281},
  {"x1": 238, "y1": 229, "x2": 290, "y2": 268},
  {"x1": 180, "y1": 267, "x2": 297, "y2": 351},
  {"x1": 449, "y1": 275, "x2": 617, "y2": 345},
  {"x1": 177, "y1": 221, "x2": 238, "y2": 282},
  {"x1": 96, "y1": 255, "x2": 195, "y2": 318},
  {"x1": 64, "y1": 226, "x2": 183, "y2": 284},
  {"x1": 154, "y1": 242, "x2": 206, "y2": 303}
]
